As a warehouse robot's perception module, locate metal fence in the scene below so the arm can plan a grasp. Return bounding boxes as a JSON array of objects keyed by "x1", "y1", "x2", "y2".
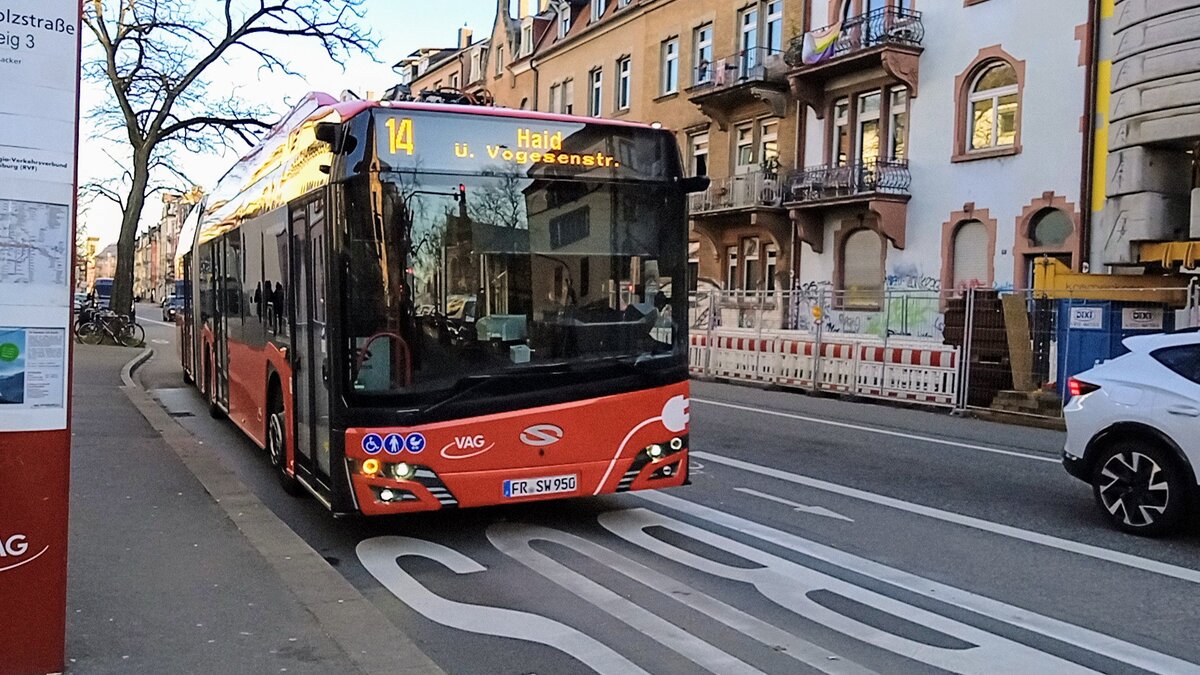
[
  {"x1": 953, "y1": 286, "x2": 1196, "y2": 419},
  {"x1": 687, "y1": 284, "x2": 1200, "y2": 417},
  {"x1": 688, "y1": 289, "x2": 960, "y2": 407}
]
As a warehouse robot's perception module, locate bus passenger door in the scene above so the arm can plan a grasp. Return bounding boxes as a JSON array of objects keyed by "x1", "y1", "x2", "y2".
[
  {"x1": 212, "y1": 240, "x2": 229, "y2": 408},
  {"x1": 290, "y1": 196, "x2": 333, "y2": 489}
]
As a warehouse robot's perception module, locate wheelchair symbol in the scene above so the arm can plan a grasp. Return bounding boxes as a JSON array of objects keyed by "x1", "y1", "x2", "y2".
[{"x1": 362, "y1": 433, "x2": 384, "y2": 455}]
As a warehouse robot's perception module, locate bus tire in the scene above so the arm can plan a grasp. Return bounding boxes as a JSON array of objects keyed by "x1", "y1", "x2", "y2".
[
  {"x1": 268, "y1": 381, "x2": 305, "y2": 497},
  {"x1": 206, "y1": 349, "x2": 225, "y2": 420},
  {"x1": 183, "y1": 369, "x2": 194, "y2": 386}
]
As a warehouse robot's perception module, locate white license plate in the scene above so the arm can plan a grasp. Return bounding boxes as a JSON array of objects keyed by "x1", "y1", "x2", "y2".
[{"x1": 503, "y1": 474, "x2": 577, "y2": 498}]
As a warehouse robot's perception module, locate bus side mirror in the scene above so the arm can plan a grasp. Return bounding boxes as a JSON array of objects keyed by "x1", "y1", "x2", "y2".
[
  {"x1": 315, "y1": 122, "x2": 344, "y2": 151},
  {"x1": 679, "y1": 176, "x2": 710, "y2": 194}
]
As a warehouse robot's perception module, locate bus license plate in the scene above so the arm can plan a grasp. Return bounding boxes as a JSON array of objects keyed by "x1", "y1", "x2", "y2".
[{"x1": 503, "y1": 474, "x2": 577, "y2": 498}]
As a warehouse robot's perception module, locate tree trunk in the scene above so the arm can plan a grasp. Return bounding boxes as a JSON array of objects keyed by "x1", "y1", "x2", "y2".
[{"x1": 111, "y1": 151, "x2": 150, "y2": 318}]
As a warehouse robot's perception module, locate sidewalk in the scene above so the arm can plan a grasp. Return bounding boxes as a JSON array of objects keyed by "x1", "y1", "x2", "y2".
[{"x1": 67, "y1": 345, "x2": 363, "y2": 674}]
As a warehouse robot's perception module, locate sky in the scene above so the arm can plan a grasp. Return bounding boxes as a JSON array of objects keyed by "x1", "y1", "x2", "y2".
[{"x1": 80, "y1": 0, "x2": 500, "y2": 247}]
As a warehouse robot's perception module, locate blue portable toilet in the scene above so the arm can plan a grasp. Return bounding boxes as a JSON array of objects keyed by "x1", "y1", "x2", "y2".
[{"x1": 1056, "y1": 300, "x2": 1174, "y2": 400}]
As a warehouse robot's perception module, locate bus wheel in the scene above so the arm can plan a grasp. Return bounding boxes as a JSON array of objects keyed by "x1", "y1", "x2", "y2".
[
  {"x1": 183, "y1": 369, "x2": 194, "y2": 386},
  {"x1": 205, "y1": 349, "x2": 225, "y2": 419},
  {"x1": 268, "y1": 388, "x2": 305, "y2": 497}
]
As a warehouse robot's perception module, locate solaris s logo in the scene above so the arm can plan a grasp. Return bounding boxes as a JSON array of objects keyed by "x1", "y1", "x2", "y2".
[{"x1": 520, "y1": 424, "x2": 564, "y2": 447}]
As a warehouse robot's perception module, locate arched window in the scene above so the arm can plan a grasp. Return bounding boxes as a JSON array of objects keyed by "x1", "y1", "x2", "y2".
[
  {"x1": 1030, "y1": 208, "x2": 1073, "y2": 247},
  {"x1": 953, "y1": 47, "x2": 1024, "y2": 162},
  {"x1": 841, "y1": 229, "x2": 883, "y2": 308},
  {"x1": 951, "y1": 220, "x2": 989, "y2": 289},
  {"x1": 968, "y1": 62, "x2": 1019, "y2": 151}
]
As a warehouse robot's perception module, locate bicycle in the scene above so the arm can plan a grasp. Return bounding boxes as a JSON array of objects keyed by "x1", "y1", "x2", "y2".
[{"x1": 77, "y1": 310, "x2": 146, "y2": 348}]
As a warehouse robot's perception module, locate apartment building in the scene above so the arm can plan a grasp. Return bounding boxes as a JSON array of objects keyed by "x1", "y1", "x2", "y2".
[
  {"x1": 788, "y1": 0, "x2": 1090, "y2": 305},
  {"x1": 132, "y1": 190, "x2": 201, "y2": 302},
  {"x1": 400, "y1": 0, "x2": 1091, "y2": 311},
  {"x1": 411, "y1": 0, "x2": 803, "y2": 305},
  {"x1": 1088, "y1": 0, "x2": 1200, "y2": 273}
]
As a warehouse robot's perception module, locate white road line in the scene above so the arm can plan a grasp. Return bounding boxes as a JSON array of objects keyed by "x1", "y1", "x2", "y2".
[
  {"x1": 634, "y1": 494, "x2": 1200, "y2": 674},
  {"x1": 692, "y1": 398, "x2": 1059, "y2": 464},
  {"x1": 696, "y1": 451, "x2": 1200, "y2": 586},
  {"x1": 357, "y1": 536, "x2": 650, "y2": 675},
  {"x1": 138, "y1": 316, "x2": 175, "y2": 328},
  {"x1": 735, "y1": 487, "x2": 855, "y2": 523}
]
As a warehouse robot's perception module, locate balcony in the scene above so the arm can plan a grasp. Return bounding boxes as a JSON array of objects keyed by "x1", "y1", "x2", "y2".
[
  {"x1": 784, "y1": 159, "x2": 912, "y2": 251},
  {"x1": 689, "y1": 171, "x2": 785, "y2": 216},
  {"x1": 688, "y1": 47, "x2": 790, "y2": 130},
  {"x1": 785, "y1": 7, "x2": 924, "y2": 117}
]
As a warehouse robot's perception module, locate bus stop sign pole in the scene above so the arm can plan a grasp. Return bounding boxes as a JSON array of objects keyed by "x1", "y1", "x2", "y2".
[{"x1": 0, "y1": 1, "x2": 83, "y2": 672}]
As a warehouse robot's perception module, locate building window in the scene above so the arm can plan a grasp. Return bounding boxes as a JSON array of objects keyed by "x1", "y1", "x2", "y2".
[
  {"x1": 617, "y1": 56, "x2": 632, "y2": 110},
  {"x1": 563, "y1": 78, "x2": 575, "y2": 114},
  {"x1": 495, "y1": 45, "x2": 504, "y2": 76},
  {"x1": 759, "y1": 119, "x2": 779, "y2": 171},
  {"x1": 695, "y1": 23, "x2": 713, "y2": 85},
  {"x1": 1030, "y1": 208, "x2": 1073, "y2": 247},
  {"x1": 619, "y1": 0, "x2": 632, "y2": 7},
  {"x1": 833, "y1": 98, "x2": 850, "y2": 166},
  {"x1": 888, "y1": 87, "x2": 908, "y2": 161},
  {"x1": 766, "y1": 1, "x2": 784, "y2": 53},
  {"x1": 690, "y1": 132, "x2": 709, "y2": 176},
  {"x1": 740, "y1": 7, "x2": 760, "y2": 74},
  {"x1": 969, "y1": 62, "x2": 1019, "y2": 151},
  {"x1": 521, "y1": 23, "x2": 533, "y2": 57},
  {"x1": 589, "y1": 68, "x2": 603, "y2": 116},
  {"x1": 591, "y1": 0, "x2": 607, "y2": 22},
  {"x1": 951, "y1": 220, "x2": 990, "y2": 289},
  {"x1": 735, "y1": 123, "x2": 755, "y2": 172},
  {"x1": 559, "y1": 6, "x2": 571, "y2": 38},
  {"x1": 765, "y1": 244, "x2": 778, "y2": 293},
  {"x1": 549, "y1": 82, "x2": 562, "y2": 113},
  {"x1": 841, "y1": 229, "x2": 884, "y2": 308},
  {"x1": 742, "y1": 238, "x2": 761, "y2": 292},
  {"x1": 661, "y1": 38, "x2": 679, "y2": 95},
  {"x1": 450, "y1": 72, "x2": 459, "y2": 89},
  {"x1": 726, "y1": 246, "x2": 739, "y2": 290},
  {"x1": 857, "y1": 92, "x2": 881, "y2": 165}
]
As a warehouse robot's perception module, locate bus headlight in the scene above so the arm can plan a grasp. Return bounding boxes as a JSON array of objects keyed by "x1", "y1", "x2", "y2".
[
  {"x1": 648, "y1": 444, "x2": 664, "y2": 459},
  {"x1": 361, "y1": 458, "x2": 381, "y2": 476},
  {"x1": 392, "y1": 462, "x2": 415, "y2": 480}
]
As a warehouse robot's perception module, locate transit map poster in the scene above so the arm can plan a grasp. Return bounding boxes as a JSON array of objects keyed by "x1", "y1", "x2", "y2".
[{"x1": 0, "y1": 0, "x2": 78, "y2": 431}]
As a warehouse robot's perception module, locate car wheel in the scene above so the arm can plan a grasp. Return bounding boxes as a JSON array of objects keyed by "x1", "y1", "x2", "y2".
[{"x1": 1090, "y1": 439, "x2": 1189, "y2": 536}]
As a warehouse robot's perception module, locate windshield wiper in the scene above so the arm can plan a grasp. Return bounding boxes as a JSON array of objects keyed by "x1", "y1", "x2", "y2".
[{"x1": 419, "y1": 363, "x2": 575, "y2": 416}]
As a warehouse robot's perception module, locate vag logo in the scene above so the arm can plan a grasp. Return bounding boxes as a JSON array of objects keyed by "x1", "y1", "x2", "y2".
[
  {"x1": 520, "y1": 424, "x2": 564, "y2": 447},
  {"x1": 0, "y1": 532, "x2": 49, "y2": 574}
]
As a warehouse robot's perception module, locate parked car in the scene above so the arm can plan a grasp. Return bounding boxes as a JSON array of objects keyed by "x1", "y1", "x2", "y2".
[
  {"x1": 162, "y1": 295, "x2": 183, "y2": 322},
  {"x1": 1063, "y1": 330, "x2": 1200, "y2": 536},
  {"x1": 74, "y1": 293, "x2": 88, "y2": 310}
]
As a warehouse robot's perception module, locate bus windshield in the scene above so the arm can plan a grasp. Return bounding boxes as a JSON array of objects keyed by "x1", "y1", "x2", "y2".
[{"x1": 342, "y1": 168, "x2": 688, "y2": 407}]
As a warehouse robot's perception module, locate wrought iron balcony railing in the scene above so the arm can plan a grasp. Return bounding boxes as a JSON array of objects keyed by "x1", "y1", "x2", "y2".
[
  {"x1": 689, "y1": 170, "x2": 785, "y2": 214},
  {"x1": 693, "y1": 47, "x2": 786, "y2": 91},
  {"x1": 785, "y1": 159, "x2": 911, "y2": 203},
  {"x1": 786, "y1": 7, "x2": 924, "y2": 68}
]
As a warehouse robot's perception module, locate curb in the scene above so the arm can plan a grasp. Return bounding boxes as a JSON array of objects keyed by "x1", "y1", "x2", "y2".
[
  {"x1": 120, "y1": 346, "x2": 153, "y2": 388},
  {"x1": 117, "y1": 350, "x2": 447, "y2": 675}
]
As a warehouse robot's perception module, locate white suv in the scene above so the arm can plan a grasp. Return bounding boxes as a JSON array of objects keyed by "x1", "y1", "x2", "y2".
[{"x1": 1063, "y1": 330, "x2": 1200, "y2": 536}]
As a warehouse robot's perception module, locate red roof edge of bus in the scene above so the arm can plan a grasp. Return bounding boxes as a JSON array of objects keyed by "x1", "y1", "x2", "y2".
[{"x1": 307, "y1": 98, "x2": 658, "y2": 131}]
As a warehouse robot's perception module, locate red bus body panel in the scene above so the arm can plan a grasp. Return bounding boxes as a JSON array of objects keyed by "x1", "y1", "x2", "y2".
[{"x1": 346, "y1": 382, "x2": 689, "y2": 514}]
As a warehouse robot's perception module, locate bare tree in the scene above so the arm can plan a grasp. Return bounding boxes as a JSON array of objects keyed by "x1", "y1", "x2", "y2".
[{"x1": 82, "y1": 0, "x2": 376, "y2": 315}]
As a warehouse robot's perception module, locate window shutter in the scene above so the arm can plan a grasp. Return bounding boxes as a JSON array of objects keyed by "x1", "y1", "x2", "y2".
[{"x1": 952, "y1": 220, "x2": 989, "y2": 288}]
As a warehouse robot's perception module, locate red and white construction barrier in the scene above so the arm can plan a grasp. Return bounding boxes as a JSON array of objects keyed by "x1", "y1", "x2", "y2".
[{"x1": 692, "y1": 329, "x2": 960, "y2": 408}]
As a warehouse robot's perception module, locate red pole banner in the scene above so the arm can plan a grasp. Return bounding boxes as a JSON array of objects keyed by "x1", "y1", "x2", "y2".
[{"x1": 0, "y1": 0, "x2": 82, "y2": 672}]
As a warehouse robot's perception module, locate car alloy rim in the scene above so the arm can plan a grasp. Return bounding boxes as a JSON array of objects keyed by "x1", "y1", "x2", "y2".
[
  {"x1": 1098, "y1": 451, "x2": 1169, "y2": 527},
  {"x1": 269, "y1": 411, "x2": 285, "y2": 468}
]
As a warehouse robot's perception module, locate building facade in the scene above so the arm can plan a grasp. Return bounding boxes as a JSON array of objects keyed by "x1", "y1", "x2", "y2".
[
  {"x1": 132, "y1": 190, "x2": 201, "y2": 302},
  {"x1": 398, "y1": 0, "x2": 1093, "y2": 320}
]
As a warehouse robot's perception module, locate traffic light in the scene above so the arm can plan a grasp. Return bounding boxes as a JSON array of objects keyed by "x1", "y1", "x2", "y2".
[{"x1": 454, "y1": 184, "x2": 467, "y2": 203}]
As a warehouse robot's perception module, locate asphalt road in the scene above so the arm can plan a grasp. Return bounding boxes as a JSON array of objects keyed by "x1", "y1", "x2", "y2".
[{"x1": 133, "y1": 307, "x2": 1200, "y2": 675}]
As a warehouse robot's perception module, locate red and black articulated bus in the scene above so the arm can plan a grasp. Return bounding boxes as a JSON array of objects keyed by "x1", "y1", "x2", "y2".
[{"x1": 175, "y1": 92, "x2": 708, "y2": 516}]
